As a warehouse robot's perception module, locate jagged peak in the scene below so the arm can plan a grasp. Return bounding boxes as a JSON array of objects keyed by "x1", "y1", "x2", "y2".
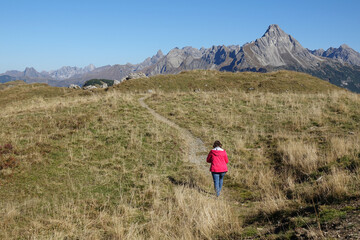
[
  {"x1": 340, "y1": 44, "x2": 350, "y2": 49},
  {"x1": 24, "y1": 67, "x2": 36, "y2": 71},
  {"x1": 156, "y1": 50, "x2": 164, "y2": 57},
  {"x1": 268, "y1": 24, "x2": 281, "y2": 30},
  {"x1": 262, "y1": 24, "x2": 288, "y2": 38}
]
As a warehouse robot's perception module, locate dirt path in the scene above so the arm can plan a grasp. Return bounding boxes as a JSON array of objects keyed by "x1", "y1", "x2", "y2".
[{"x1": 139, "y1": 95, "x2": 208, "y2": 171}]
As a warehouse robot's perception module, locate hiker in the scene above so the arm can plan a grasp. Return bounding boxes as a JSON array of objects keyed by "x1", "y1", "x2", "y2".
[{"x1": 206, "y1": 140, "x2": 229, "y2": 197}]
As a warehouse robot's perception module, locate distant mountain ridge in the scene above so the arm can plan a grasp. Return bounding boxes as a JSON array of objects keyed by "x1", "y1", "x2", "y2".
[
  {"x1": 49, "y1": 64, "x2": 96, "y2": 80},
  {"x1": 1, "y1": 24, "x2": 360, "y2": 92},
  {"x1": 309, "y1": 44, "x2": 360, "y2": 66},
  {"x1": 142, "y1": 24, "x2": 360, "y2": 92}
]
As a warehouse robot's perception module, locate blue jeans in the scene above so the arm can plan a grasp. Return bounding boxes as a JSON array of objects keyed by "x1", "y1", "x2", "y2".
[{"x1": 212, "y1": 172, "x2": 226, "y2": 197}]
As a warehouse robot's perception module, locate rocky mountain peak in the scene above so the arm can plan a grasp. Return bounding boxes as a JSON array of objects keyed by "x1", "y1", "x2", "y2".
[
  {"x1": 340, "y1": 44, "x2": 350, "y2": 49},
  {"x1": 134, "y1": 50, "x2": 165, "y2": 71},
  {"x1": 23, "y1": 67, "x2": 40, "y2": 78},
  {"x1": 243, "y1": 24, "x2": 318, "y2": 68},
  {"x1": 262, "y1": 24, "x2": 287, "y2": 38},
  {"x1": 24, "y1": 67, "x2": 36, "y2": 72},
  {"x1": 85, "y1": 64, "x2": 96, "y2": 71},
  {"x1": 156, "y1": 50, "x2": 164, "y2": 58}
]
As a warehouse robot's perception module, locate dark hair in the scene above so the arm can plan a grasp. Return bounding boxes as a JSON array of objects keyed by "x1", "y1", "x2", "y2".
[{"x1": 213, "y1": 140, "x2": 222, "y2": 148}]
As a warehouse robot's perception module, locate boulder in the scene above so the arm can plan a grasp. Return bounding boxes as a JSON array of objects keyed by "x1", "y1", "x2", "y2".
[
  {"x1": 113, "y1": 80, "x2": 121, "y2": 85},
  {"x1": 69, "y1": 84, "x2": 81, "y2": 89},
  {"x1": 83, "y1": 85, "x2": 97, "y2": 90},
  {"x1": 122, "y1": 72, "x2": 148, "y2": 82},
  {"x1": 127, "y1": 72, "x2": 147, "y2": 79},
  {"x1": 101, "y1": 83, "x2": 108, "y2": 89}
]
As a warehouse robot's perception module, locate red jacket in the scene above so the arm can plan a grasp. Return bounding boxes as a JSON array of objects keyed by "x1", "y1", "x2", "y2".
[{"x1": 206, "y1": 148, "x2": 229, "y2": 172}]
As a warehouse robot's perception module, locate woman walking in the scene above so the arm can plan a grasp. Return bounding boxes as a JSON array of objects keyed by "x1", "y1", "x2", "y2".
[{"x1": 206, "y1": 140, "x2": 229, "y2": 197}]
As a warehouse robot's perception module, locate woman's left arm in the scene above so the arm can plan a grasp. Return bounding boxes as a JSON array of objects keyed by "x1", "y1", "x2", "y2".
[{"x1": 206, "y1": 152, "x2": 212, "y2": 163}]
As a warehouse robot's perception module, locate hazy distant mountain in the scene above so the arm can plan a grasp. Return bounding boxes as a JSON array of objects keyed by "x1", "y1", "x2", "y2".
[
  {"x1": 309, "y1": 44, "x2": 360, "y2": 66},
  {"x1": 2, "y1": 67, "x2": 51, "y2": 84},
  {"x1": 1, "y1": 24, "x2": 360, "y2": 92},
  {"x1": 52, "y1": 51, "x2": 166, "y2": 87},
  {"x1": 0, "y1": 75, "x2": 17, "y2": 84},
  {"x1": 4, "y1": 67, "x2": 46, "y2": 79},
  {"x1": 0, "y1": 64, "x2": 97, "y2": 86},
  {"x1": 49, "y1": 64, "x2": 96, "y2": 80}
]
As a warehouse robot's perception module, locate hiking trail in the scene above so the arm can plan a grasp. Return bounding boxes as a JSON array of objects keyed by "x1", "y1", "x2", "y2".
[{"x1": 139, "y1": 95, "x2": 208, "y2": 172}]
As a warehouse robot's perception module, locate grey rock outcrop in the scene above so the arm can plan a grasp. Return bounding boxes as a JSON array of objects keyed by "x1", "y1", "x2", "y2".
[
  {"x1": 83, "y1": 85, "x2": 97, "y2": 90},
  {"x1": 113, "y1": 80, "x2": 121, "y2": 85},
  {"x1": 121, "y1": 72, "x2": 148, "y2": 81},
  {"x1": 127, "y1": 72, "x2": 147, "y2": 79},
  {"x1": 68, "y1": 84, "x2": 81, "y2": 89}
]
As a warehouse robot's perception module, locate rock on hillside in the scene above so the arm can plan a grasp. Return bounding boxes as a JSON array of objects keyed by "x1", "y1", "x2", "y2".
[
  {"x1": 121, "y1": 72, "x2": 147, "y2": 81},
  {"x1": 68, "y1": 84, "x2": 81, "y2": 89}
]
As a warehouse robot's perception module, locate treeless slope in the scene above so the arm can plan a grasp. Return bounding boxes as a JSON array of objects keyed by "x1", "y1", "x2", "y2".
[
  {"x1": 0, "y1": 81, "x2": 91, "y2": 108},
  {"x1": 114, "y1": 70, "x2": 343, "y2": 94}
]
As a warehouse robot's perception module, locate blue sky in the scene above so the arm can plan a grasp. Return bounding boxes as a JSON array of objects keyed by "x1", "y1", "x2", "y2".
[{"x1": 1, "y1": 0, "x2": 359, "y2": 73}]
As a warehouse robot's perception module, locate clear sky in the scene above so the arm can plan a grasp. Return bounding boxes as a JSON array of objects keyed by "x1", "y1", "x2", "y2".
[{"x1": 1, "y1": 0, "x2": 359, "y2": 73}]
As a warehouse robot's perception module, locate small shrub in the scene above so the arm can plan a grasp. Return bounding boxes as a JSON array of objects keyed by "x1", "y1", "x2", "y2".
[
  {"x1": 319, "y1": 207, "x2": 346, "y2": 223},
  {"x1": 83, "y1": 79, "x2": 115, "y2": 87},
  {"x1": 0, "y1": 143, "x2": 14, "y2": 154},
  {"x1": 0, "y1": 143, "x2": 18, "y2": 171},
  {"x1": 242, "y1": 227, "x2": 258, "y2": 237}
]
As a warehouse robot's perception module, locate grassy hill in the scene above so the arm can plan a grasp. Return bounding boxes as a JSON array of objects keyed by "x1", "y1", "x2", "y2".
[
  {"x1": 1, "y1": 71, "x2": 359, "y2": 239},
  {"x1": 114, "y1": 69, "x2": 342, "y2": 93},
  {"x1": 0, "y1": 81, "x2": 89, "y2": 108}
]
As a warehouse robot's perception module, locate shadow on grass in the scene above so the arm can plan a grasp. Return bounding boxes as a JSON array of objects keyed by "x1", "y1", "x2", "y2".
[{"x1": 167, "y1": 176, "x2": 214, "y2": 196}]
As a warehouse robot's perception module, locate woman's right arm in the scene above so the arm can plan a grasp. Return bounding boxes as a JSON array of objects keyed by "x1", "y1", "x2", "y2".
[{"x1": 224, "y1": 151, "x2": 229, "y2": 164}]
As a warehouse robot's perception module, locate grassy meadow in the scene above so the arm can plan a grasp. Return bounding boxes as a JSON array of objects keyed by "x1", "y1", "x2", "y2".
[{"x1": 1, "y1": 70, "x2": 360, "y2": 239}]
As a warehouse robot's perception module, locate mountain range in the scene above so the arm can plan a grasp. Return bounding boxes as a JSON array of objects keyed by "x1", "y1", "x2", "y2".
[{"x1": 1, "y1": 24, "x2": 360, "y2": 92}]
